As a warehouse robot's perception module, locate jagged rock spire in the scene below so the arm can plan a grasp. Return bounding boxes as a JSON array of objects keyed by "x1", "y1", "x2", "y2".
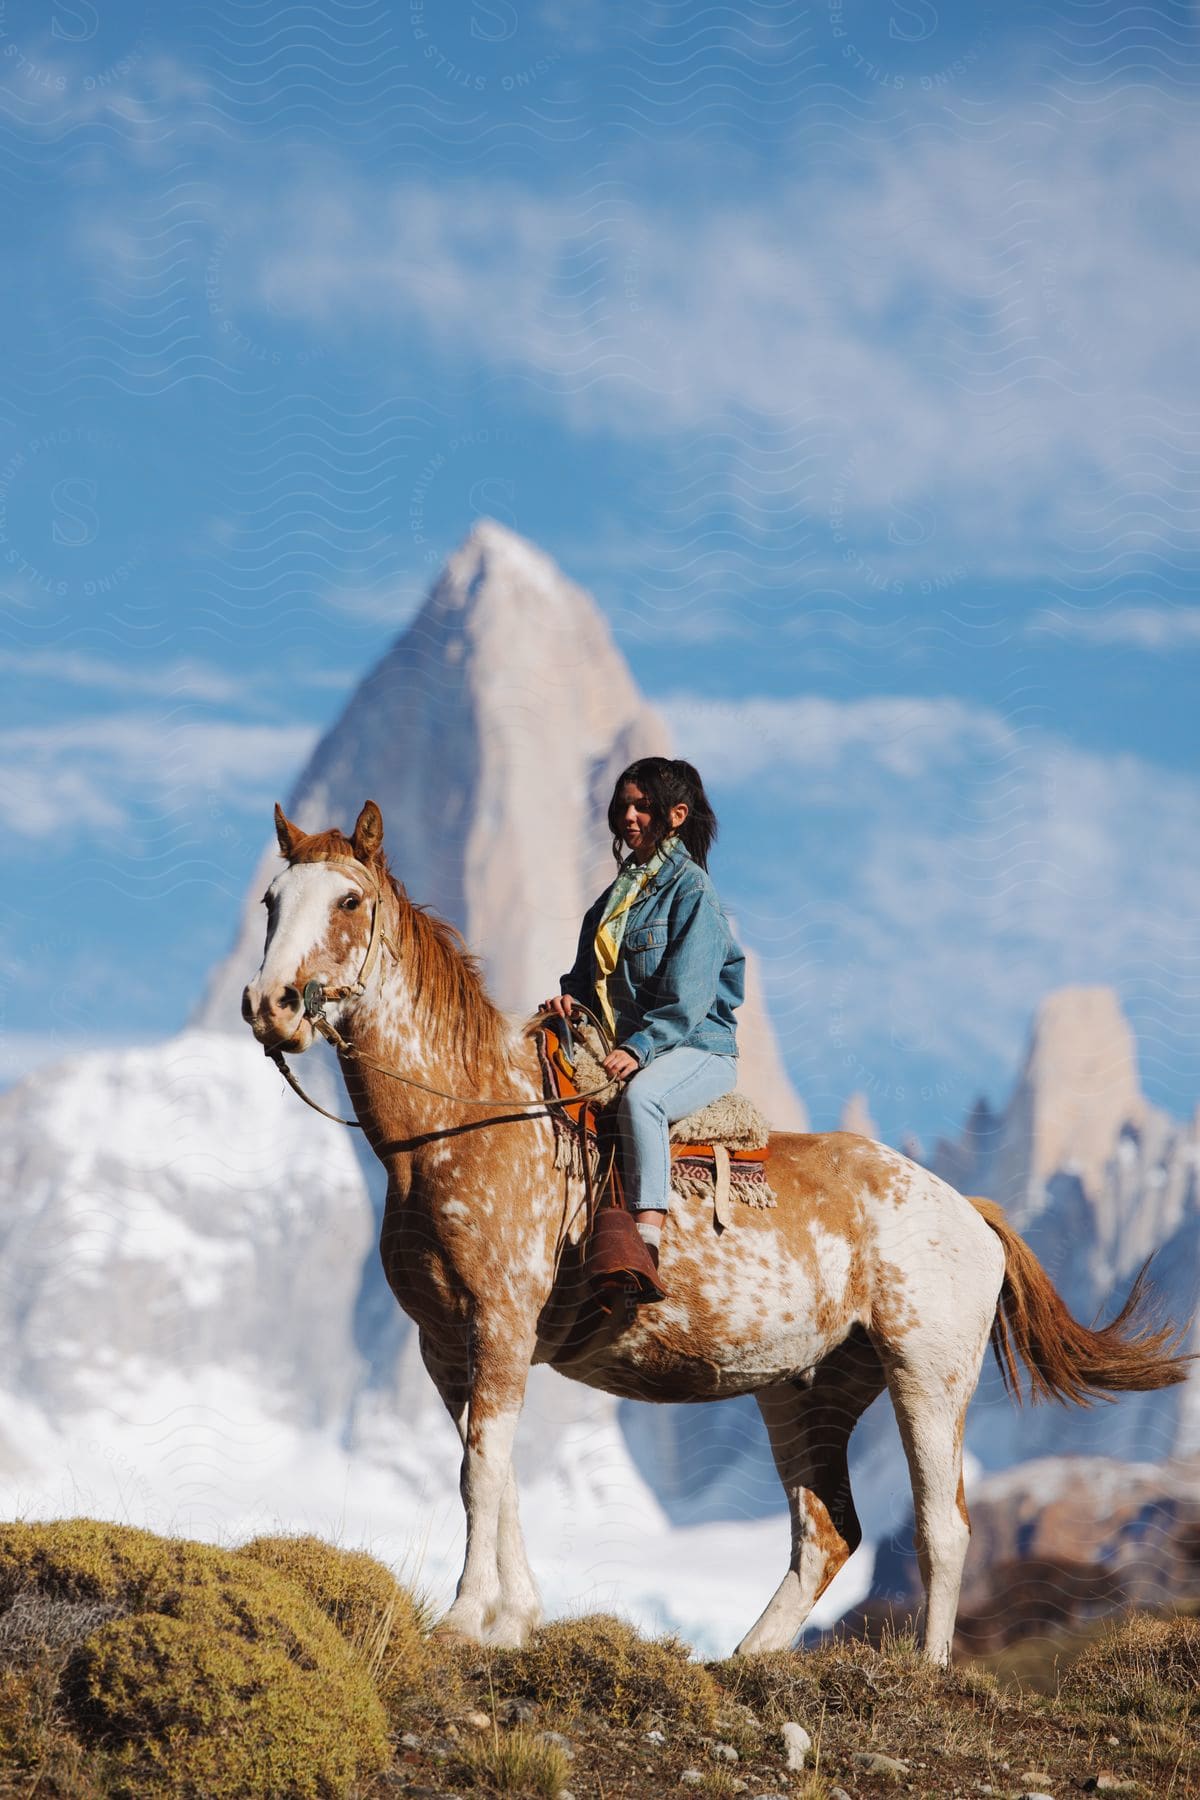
[
  {"x1": 195, "y1": 521, "x2": 807, "y2": 1128},
  {"x1": 997, "y1": 985, "x2": 1146, "y2": 1210}
]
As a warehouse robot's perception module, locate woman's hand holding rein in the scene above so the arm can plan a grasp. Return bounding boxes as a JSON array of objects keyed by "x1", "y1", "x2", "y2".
[{"x1": 537, "y1": 994, "x2": 640, "y2": 1082}]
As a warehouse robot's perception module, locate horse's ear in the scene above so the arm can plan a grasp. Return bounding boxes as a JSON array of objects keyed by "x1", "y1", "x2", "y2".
[
  {"x1": 352, "y1": 800, "x2": 384, "y2": 863},
  {"x1": 274, "y1": 803, "x2": 302, "y2": 858}
]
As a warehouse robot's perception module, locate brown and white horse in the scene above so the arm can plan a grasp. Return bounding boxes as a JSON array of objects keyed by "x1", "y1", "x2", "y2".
[{"x1": 242, "y1": 800, "x2": 1191, "y2": 1662}]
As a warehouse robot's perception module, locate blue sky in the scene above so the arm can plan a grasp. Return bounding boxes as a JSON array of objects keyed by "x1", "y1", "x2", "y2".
[{"x1": 3, "y1": 0, "x2": 1199, "y2": 1146}]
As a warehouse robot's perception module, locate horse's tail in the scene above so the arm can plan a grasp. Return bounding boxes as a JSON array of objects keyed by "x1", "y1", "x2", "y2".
[{"x1": 968, "y1": 1195, "x2": 1194, "y2": 1406}]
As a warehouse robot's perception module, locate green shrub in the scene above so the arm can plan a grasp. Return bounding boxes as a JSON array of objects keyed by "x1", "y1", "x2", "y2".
[
  {"x1": 487, "y1": 1613, "x2": 717, "y2": 1730},
  {"x1": 1059, "y1": 1614, "x2": 1200, "y2": 1721},
  {"x1": 71, "y1": 1611, "x2": 385, "y2": 1799},
  {"x1": 0, "y1": 1658, "x2": 102, "y2": 1797},
  {"x1": 239, "y1": 1531, "x2": 430, "y2": 1717},
  {"x1": 0, "y1": 1519, "x2": 173, "y2": 1613},
  {"x1": 0, "y1": 1519, "x2": 391, "y2": 1798}
]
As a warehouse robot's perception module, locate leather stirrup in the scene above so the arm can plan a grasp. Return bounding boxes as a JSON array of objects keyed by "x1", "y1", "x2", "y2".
[{"x1": 586, "y1": 1207, "x2": 666, "y2": 1307}]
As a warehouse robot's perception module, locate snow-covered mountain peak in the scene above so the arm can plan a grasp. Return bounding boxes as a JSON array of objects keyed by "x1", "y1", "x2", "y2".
[
  {"x1": 194, "y1": 524, "x2": 806, "y2": 1130},
  {"x1": 0, "y1": 1032, "x2": 373, "y2": 1429},
  {"x1": 433, "y1": 516, "x2": 571, "y2": 611}
]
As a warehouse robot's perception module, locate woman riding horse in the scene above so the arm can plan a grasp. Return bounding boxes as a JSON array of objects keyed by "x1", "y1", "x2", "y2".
[
  {"x1": 540, "y1": 758, "x2": 745, "y2": 1295},
  {"x1": 245, "y1": 795, "x2": 1191, "y2": 1659}
]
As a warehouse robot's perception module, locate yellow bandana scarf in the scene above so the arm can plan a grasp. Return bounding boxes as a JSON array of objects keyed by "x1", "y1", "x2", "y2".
[{"x1": 593, "y1": 836, "x2": 678, "y2": 1033}]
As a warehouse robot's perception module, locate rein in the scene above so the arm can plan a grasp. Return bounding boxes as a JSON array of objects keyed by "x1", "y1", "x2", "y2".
[{"x1": 262, "y1": 858, "x2": 618, "y2": 1129}]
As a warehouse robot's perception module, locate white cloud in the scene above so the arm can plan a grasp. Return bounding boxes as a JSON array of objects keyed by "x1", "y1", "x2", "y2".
[
  {"x1": 0, "y1": 651, "x2": 247, "y2": 704},
  {"x1": 214, "y1": 94, "x2": 1200, "y2": 563},
  {"x1": 659, "y1": 689, "x2": 1200, "y2": 1128},
  {"x1": 0, "y1": 48, "x2": 209, "y2": 145},
  {"x1": 0, "y1": 716, "x2": 317, "y2": 842},
  {"x1": 657, "y1": 692, "x2": 1010, "y2": 785},
  {"x1": 1027, "y1": 606, "x2": 1200, "y2": 651},
  {"x1": 317, "y1": 576, "x2": 427, "y2": 627},
  {"x1": 2, "y1": 649, "x2": 369, "y2": 704}
]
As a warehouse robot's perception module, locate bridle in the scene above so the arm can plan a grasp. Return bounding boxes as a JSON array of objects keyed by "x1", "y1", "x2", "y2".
[
  {"x1": 294, "y1": 855, "x2": 397, "y2": 1026},
  {"x1": 263, "y1": 855, "x2": 617, "y2": 1130}
]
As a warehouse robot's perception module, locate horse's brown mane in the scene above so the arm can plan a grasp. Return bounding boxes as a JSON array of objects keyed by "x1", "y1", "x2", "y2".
[{"x1": 286, "y1": 828, "x2": 508, "y2": 1078}]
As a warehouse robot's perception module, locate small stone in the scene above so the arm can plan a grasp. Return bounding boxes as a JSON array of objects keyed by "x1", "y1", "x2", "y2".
[
  {"x1": 399, "y1": 1731, "x2": 422, "y2": 1749},
  {"x1": 781, "y1": 1722, "x2": 812, "y2": 1771},
  {"x1": 1106, "y1": 1737, "x2": 1120, "y2": 1747},
  {"x1": 680, "y1": 1772, "x2": 705, "y2": 1786},
  {"x1": 1085, "y1": 1778, "x2": 1137, "y2": 1795},
  {"x1": 498, "y1": 1696, "x2": 536, "y2": 1724},
  {"x1": 853, "y1": 1752, "x2": 910, "y2": 1779},
  {"x1": 645, "y1": 1729, "x2": 667, "y2": 1745},
  {"x1": 713, "y1": 1741, "x2": 740, "y2": 1763},
  {"x1": 830, "y1": 1791, "x2": 852, "y2": 1800},
  {"x1": 731, "y1": 1785, "x2": 748, "y2": 1796},
  {"x1": 557, "y1": 1791, "x2": 576, "y2": 1800},
  {"x1": 539, "y1": 1731, "x2": 576, "y2": 1760},
  {"x1": 1021, "y1": 1777, "x2": 1053, "y2": 1788},
  {"x1": 750, "y1": 1794, "x2": 790, "y2": 1800},
  {"x1": 1016, "y1": 1792, "x2": 1056, "y2": 1800},
  {"x1": 463, "y1": 1710, "x2": 491, "y2": 1733}
]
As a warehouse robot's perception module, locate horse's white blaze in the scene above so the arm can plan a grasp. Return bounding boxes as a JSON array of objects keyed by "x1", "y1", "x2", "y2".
[{"x1": 257, "y1": 863, "x2": 363, "y2": 995}]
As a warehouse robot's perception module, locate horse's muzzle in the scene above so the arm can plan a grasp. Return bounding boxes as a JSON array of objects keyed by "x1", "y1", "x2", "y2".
[{"x1": 241, "y1": 982, "x2": 314, "y2": 1053}]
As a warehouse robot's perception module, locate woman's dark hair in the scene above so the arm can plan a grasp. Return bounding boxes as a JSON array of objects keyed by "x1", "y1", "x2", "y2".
[{"x1": 607, "y1": 758, "x2": 718, "y2": 870}]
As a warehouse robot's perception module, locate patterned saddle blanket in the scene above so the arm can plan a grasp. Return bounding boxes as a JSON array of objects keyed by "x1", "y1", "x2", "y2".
[{"x1": 535, "y1": 1020, "x2": 777, "y2": 1215}]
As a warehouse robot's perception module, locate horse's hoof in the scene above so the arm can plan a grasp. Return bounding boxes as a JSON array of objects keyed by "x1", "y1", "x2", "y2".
[
  {"x1": 431, "y1": 1619, "x2": 477, "y2": 1645},
  {"x1": 483, "y1": 1612, "x2": 537, "y2": 1649}
]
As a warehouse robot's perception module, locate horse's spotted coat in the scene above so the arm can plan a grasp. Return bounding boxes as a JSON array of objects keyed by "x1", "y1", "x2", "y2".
[{"x1": 242, "y1": 801, "x2": 1192, "y2": 1663}]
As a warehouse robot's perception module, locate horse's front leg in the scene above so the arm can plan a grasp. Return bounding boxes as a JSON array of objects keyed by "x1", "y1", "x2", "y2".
[{"x1": 430, "y1": 1314, "x2": 540, "y2": 1647}]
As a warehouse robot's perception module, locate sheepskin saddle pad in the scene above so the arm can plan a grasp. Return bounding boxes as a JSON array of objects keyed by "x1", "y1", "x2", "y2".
[{"x1": 537, "y1": 1020, "x2": 777, "y2": 1210}]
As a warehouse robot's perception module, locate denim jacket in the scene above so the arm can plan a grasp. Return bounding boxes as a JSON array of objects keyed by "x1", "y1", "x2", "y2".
[{"x1": 560, "y1": 841, "x2": 744, "y2": 1068}]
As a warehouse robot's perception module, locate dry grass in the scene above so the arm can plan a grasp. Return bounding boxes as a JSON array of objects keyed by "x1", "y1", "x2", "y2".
[
  {"x1": 685, "y1": 1769, "x2": 745, "y2": 1797},
  {"x1": 458, "y1": 1723, "x2": 573, "y2": 1795},
  {"x1": 712, "y1": 1623, "x2": 1004, "y2": 1734},
  {"x1": 1058, "y1": 1613, "x2": 1200, "y2": 1722},
  {"x1": 483, "y1": 1611, "x2": 719, "y2": 1730}
]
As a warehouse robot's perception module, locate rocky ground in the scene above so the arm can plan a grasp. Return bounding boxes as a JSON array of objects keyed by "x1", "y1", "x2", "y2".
[
  {"x1": 384, "y1": 1614, "x2": 1199, "y2": 1800},
  {"x1": 0, "y1": 1520, "x2": 1195, "y2": 1800}
]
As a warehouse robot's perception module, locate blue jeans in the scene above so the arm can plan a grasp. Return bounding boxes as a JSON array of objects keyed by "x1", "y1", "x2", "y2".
[{"x1": 616, "y1": 1047, "x2": 738, "y2": 1213}]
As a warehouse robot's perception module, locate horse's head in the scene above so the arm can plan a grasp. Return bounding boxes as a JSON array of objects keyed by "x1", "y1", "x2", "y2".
[{"x1": 241, "y1": 798, "x2": 388, "y2": 1053}]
